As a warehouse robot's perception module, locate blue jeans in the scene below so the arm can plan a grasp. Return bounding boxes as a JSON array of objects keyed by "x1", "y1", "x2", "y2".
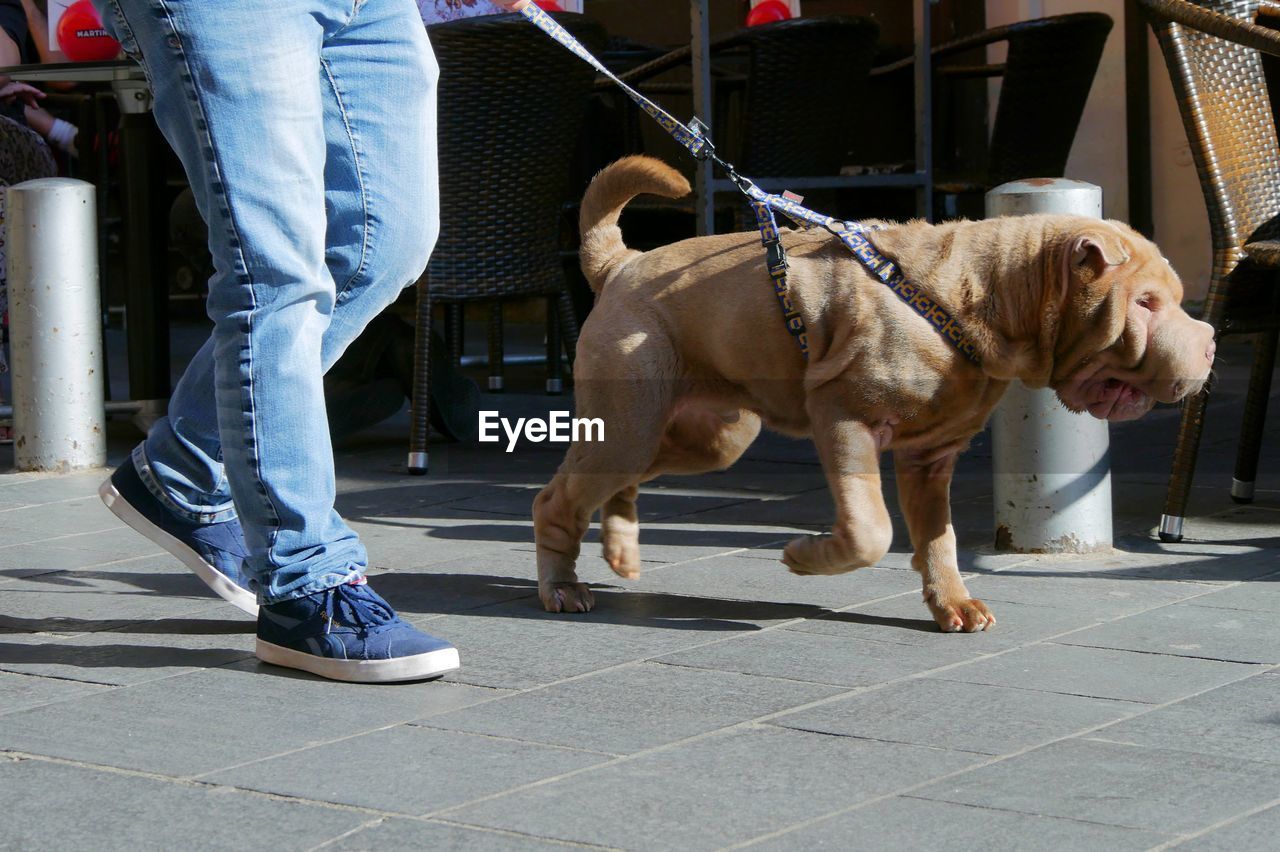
[{"x1": 95, "y1": 0, "x2": 440, "y2": 602}]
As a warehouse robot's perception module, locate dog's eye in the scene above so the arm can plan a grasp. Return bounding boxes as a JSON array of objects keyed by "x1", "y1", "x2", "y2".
[{"x1": 1136, "y1": 295, "x2": 1156, "y2": 312}]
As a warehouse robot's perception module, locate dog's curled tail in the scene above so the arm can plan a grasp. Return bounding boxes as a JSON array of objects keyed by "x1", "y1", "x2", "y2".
[{"x1": 579, "y1": 155, "x2": 691, "y2": 292}]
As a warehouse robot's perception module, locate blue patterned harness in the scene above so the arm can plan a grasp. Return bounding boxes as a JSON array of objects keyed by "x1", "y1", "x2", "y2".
[{"x1": 521, "y1": 5, "x2": 981, "y2": 366}]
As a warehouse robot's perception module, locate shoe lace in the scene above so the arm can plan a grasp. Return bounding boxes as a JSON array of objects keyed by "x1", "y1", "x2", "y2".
[{"x1": 324, "y1": 583, "x2": 396, "y2": 635}]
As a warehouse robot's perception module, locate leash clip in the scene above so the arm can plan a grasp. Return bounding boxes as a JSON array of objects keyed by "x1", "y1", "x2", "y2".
[
  {"x1": 715, "y1": 159, "x2": 755, "y2": 196},
  {"x1": 729, "y1": 169, "x2": 756, "y2": 196}
]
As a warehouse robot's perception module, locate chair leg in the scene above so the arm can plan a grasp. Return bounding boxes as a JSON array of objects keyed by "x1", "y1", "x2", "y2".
[
  {"x1": 488, "y1": 302, "x2": 505, "y2": 392},
  {"x1": 407, "y1": 285, "x2": 434, "y2": 475},
  {"x1": 1160, "y1": 377, "x2": 1213, "y2": 542},
  {"x1": 546, "y1": 294, "x2": 563, "y2": 395},
  {"x1": 445, "y1": 304, "x2": 464, "y2": 367},
  {"x1": 1232, "y1": 327, "x2": 1280, "y2": 503},
  {"x1": 556, "y1": 288, "x2": 580, "y2": 367}
]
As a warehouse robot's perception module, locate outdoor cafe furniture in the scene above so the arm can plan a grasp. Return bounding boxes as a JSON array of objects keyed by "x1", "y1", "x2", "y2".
[
  {"x1": 870, "y1": 12, "x2": 1113, "y2": 220},
  {"x1": 407, "y1": 12, "x2": 606, "y2": 474},
  {"x1": 611, "y1": 14, "x2": 881, "y2": 230},
  {"x1": 1137, "y1": 0, "x2": 1280, "y2": 540}
]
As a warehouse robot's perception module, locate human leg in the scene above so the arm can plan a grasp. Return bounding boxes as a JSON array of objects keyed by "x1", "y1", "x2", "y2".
[
  {"x1": 98, "y1": 0, "x2": 456, "y2": 679},
  {"x1": 98, "y1": 0, "x2": 438, "y2": 602}
]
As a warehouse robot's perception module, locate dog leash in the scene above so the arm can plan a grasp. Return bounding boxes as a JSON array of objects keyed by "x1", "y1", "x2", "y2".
[{"x1": 520, "y1": 4, "x2": 982, "y2": 366}]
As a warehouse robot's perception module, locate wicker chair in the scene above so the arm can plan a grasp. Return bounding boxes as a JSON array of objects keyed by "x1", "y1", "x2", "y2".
[
  {"x1": 1136, "y1": 0, "x2": 1280, "y2": 540},
  {"x1": 611, "y1": 15, "x2": 880, "y2": 220},
  {"x1": 408, "y1": 13, "x2": 606, "y2": 474},
  {"x1": 871, "y1": 13, "x2": 1113, "y2": 218}
]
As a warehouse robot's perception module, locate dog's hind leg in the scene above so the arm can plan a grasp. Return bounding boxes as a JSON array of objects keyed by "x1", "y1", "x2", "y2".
[
  {"x1": 649, "y1": 407, "x2": 762, "y2": 477},
  {"x1": 600, "y1": 484, "x2": 642, "y2": 580},
  {"x1": 600, "y1": 407, "x2": 762, "y2": 578},
  {"x1": 533, "y1": 344, "x2": 676, "y2": 613},
  {"x1": 783, "y1": 394, "x2": 892, "y2": 576}
]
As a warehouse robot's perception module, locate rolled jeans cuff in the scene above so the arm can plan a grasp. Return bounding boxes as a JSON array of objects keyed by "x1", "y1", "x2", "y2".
[
  {"x1": 260, "y1": 567, "x2": 366, "y2": 605},
  {"x1": 131, "y1": 444, "x2": 238, "y2": 525}
]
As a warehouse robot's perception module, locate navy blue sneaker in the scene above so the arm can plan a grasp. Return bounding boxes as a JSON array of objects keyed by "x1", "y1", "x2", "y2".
[
  {"x1": 98, "y1": 460, "x2": 257, "y2": 616},
  {"x1": 255, "y1": 579, "x2": 459, "y2": 683}
]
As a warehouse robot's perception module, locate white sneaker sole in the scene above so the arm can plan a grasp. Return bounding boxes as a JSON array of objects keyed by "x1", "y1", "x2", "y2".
[
  {"x1": 99, "y1": 479, "x2": 259, "y2": 616},
  {"x1": 255, "y1": 639, "x2": 460, "y2": 683}
]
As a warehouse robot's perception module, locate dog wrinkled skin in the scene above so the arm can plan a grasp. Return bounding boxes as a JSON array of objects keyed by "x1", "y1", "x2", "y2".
[{"x1": 532, "y1": 156, "x2": 1215, "y2": 632}]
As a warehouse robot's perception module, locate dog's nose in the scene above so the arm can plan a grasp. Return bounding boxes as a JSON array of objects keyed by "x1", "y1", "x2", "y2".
[{"x1": 1206, "y1": 339, "x2": 1216, "y2": 365}]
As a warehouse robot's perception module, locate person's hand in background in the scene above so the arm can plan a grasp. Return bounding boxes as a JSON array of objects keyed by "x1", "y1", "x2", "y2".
[
  {"x1": 495, "y1": 1, "x2": 531, "y2": 10},
  {"x1": 0, "y1": 78, "x2": 43, "y2": 109}
]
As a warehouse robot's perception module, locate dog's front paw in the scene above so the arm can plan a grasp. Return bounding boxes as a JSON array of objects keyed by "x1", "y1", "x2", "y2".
[
  {"x1": 540, "y1": 582, "x2": 595, "y2": 614},
  {"x1": 926, "y1": 596, "x2": 995, "y2": 633}
]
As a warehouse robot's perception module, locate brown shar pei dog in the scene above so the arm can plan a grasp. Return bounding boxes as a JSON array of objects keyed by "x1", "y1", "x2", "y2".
[{"x1": 533, "y1": 155, "x2": 1215, "y2": 632}]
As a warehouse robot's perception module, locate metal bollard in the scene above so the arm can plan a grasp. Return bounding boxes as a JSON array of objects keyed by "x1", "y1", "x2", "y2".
[
  {"x1": 6, "y1": 178, "x2": 106, "y2": 472},
  {"x1": 986, "y1": 179, "x2": 1112, "y2": 553}
]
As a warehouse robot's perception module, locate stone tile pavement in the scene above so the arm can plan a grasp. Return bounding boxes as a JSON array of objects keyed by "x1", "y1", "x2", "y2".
[{"x1": 0, "y1": 338, "x2": 1277, "y2": 850}]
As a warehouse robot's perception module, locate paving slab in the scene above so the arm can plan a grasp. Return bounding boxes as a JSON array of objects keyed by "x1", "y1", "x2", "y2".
[
  {"x1": 786, "y1": 595, "x2": 1102, "y2": 653},
  {"x1": 0, "y1": 494, "x2": 113, "y2": 528},
  {"x1": 0, "y1": 558, "x2": 237, "y2": 634},
  {"x1": 347, "y1": 510, "x2": 532, "y2": 565},
  {"x1": 771, "y1": 677, "x2": 1140, "y2": 756},
  {"x1": 446, "y1": 484, "x2": 749, "y2": 523},
  {"x1": 447, "y1": 725, "x2": 981, "y2": 851},
  {"x1": 963, "y1": 570, "x2": 1220, "y2": 618},
  {"x1": 203, "y1": 725, "x2": 608, "y2": 815},
  {"x1": 1111, "y1": 527, "x2": 1280, "y2": 560},
  {"x1": 557, "y1": 520, "x2": 807, "y2": 565},
  {"x1": 422, "y1": 660, "x2": 843, "y2": 754},
  {"x1": 934, "y1": 642, "x2": 1260, "y2": 704},
  {"x1": 913, "y1": 737, "x2": 1280, "y2": 835},
  {"x1": 620, "y1": 557, "x2": 918, "y2": 610},
  {"x1": 1157, "y1": 505, "x2": 1280, "y2": 550},
  {"x1": 0, "y1": 470, "x2": 112, "y2": 505},
  {"x1": 418, "y1": 594, "x2": 819, "y2": 690},
  {"x1": 0, "y1": 542, "x2": 168, "y2": 583},
  {"x1": 1, "y1": 525, "x2": 166, "y2": 572},
  {"x1": 654, "y1": 487, "x2": 837, "y2": 531},
  {"x1": 0, "y1": 756, "x2": 368, "y2": 852},
  {"x1": 362, "y1": 556, "x2": 544, "y2": 619},
  {"x1": 1057, "y1": 602, "x2": 1280, "y2": 664},
  {"x1": 648, "y1": 460, "x2": 829, "y2": 496},
  {"x1": 335, "y1": 478, "x2": 510, "y2": 512},
  {"x1": 736, "y1": 543, "x2": 1041, "y2": 575},
  {"x1": 321, "y1": 818, "x2": 579, "y2": 851},
  {"x1": 656, "y1": 626, "x2": 978, "y2": 687},
  {"x1": 0, "y1": 610, "x2": 254, "y2": 685},
  {"x1": 1188, "y1": 572, "x2": 1280, "y2": 613},
  {"x1": 746, "y1": 794, "x2": 1172, "y2": 851},
  {"x1": 1088, "y1": 671, "x2": 1280, "y2": 765},
  {"x1": 0, "y1": 670, "x2": 108, "y2": 716},
  {"x1": 1180, "y1": 803, "x2": 1280, "y2": 852},
  {"x1": 979, "y1": 542, "x2": 1280, "y2": 584},
  {"x1": 0, "y1": 664, "x2": 500, "y2": 777}
]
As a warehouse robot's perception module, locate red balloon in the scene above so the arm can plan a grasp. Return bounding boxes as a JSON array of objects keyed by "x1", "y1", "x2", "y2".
[
  {"x1": 746, "y1": 0, "x2": 792, "y2": 27},
  {"x1": 534, "y1": 1, "x2": 563, "y2": 10},
  {"x1": 57, "y1": 0, "x2": 121, "y2": 62}
]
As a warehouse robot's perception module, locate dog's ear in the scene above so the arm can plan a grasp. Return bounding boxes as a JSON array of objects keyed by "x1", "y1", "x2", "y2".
[
  {"x1": 1054, "y1": 229, "x2": 1130, "y2": 309},
  {"x1": 1070, "y1": 229, "x2": 1130, "y2": 281},
  {"x1": 1071, "y1": 235, "x2": 1125, "y2": 278}
]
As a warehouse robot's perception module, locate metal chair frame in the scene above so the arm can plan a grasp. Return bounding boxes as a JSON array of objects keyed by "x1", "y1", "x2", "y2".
[{"x1": 1138, "y1": 0, "x2": 1280, "y2": 540}]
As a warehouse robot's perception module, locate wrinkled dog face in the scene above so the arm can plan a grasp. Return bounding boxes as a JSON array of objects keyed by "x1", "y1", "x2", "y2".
[{"x1": 1051, "y1": 222, "x2": 1215, "y2": 422}]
